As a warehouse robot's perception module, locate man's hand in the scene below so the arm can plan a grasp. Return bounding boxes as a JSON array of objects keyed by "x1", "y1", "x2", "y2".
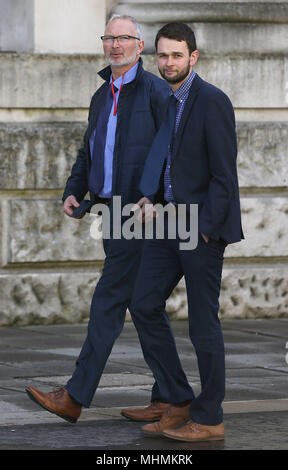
[
  {"x1": 201, "y1": 233, "x2": 209, "y2": 243},
  {"x1": 63, "y1": 195, "x2": 84, "y2": 219},
  {"x1": 132, "y1": 197, "x2": 158, "y2": 222}
]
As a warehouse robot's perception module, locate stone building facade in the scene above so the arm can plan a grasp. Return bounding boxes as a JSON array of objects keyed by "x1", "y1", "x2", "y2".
[{"x1": 0, "y1": 0, "x2": 287, "y2": 325}]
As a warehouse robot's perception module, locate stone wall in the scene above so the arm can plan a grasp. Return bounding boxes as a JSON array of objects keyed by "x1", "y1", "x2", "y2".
[{"x1": 0, "y1": 1, "x2": 287, "y2": 325}]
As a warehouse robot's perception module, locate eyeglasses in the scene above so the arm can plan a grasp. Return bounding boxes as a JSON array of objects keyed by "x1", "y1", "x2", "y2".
[{"x1": 101, "y1": 35, "x2": 140, "y2": 44}]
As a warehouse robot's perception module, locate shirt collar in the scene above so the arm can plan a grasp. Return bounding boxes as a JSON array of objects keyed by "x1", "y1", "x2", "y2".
[
  {"x1": 170, "y1": 69, "x2": 196, "y2": 102},
  {"x1": 109, "y1": 60, "x2": 139, "y2": 87}
]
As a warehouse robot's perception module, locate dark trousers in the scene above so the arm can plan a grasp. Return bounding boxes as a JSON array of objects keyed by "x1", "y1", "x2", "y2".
[
  {"x1": 130, "y1": 220, "x2": 227, "y2": 425},
  {"x1": 65, "y1": 237, "x2": 146, "y2": 407}
]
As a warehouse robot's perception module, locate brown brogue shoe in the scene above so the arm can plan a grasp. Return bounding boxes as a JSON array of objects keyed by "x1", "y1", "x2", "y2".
[
  {"x1": 26, "y1": 386, "x2": 81, "y2": 424},
  {"x1": 162, "y1": 420, "x2": 225, "y2": 442},
  {"x1": 121, "y1": 401, "x2": 170, "y2": 422},
  {"x1": 142, "y1": 403, "x2": 191, "y2": 436}
]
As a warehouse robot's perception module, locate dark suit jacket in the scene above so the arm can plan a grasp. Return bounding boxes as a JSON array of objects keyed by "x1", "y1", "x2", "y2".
[
  {"x1": 155, "y1": 74, "x2": 244, "y2": 245},
  {"x1": 62, "y1": 58, "x2": 170, "y2": 211}
]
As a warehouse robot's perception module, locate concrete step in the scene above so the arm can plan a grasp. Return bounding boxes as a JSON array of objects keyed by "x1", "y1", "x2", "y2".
[
  {"x1": 117, "y1": 0, "x2": 280, "y2": 3},
  {"x1": 114, "y1": 2, "x2": 288, "y2": 23},
  {"x1": 112, "y1": 2, "x2": 288, "y2": 53},
  {"x1": 1, "y1": 53, "x2": 287, "y2": 109},
  {"x1": 139, "y1": 22, "x2": 288, "y2": 54}
]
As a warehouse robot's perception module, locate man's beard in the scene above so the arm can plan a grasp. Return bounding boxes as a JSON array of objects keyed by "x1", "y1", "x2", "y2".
[
  {"x1": 159, "y1": 62, "x2": 191, "y2": 84},
  {"x1": 107, "y1": 46, "x2": 137, "y2": 67}
]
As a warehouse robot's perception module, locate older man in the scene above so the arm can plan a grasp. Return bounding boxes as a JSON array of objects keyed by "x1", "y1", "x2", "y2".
[{"x1": 25, "y1": 14, "x2": 170, "y2": 424}]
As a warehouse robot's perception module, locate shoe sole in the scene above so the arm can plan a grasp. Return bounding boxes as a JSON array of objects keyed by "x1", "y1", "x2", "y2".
[
  {"x1": 161, "y1": 431, "x2": 225, "y2": 442},
  {"x1": 142, "y1": 418, "x2": 191, "y2": 437},
  {"x1": 121, "y1": 412, "x2": 160, "y2": 422},
  {"x1": 142, "y1": 430, "x2": 163, "y2": 436},
  {"x1": 25, "y1": 388, "x2": 77, "y2": 424}
]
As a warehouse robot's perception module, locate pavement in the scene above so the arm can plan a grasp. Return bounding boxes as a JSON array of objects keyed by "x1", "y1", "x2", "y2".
[{"x1": 0, "y1": 318, "x2": 288, "y2": 455}]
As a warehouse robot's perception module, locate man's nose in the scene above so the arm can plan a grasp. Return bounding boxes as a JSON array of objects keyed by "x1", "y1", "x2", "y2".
[{"x1": 166, "y1": 56, "x2": 174, "y2": 66}]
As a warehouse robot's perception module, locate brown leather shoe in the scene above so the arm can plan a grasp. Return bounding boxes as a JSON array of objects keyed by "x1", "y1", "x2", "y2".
[
  {"x1": 25, "y1": 386, "x2": 81, "y2": 424},
  {"x1": 142, "y1": 403, "x2": 191, "y2": 435},
  {"x1": 162, "y1": 420, "x2": 225, "y2": 442},
  {"x1": 121, "y1": 401, "x2": 170, "y2": 422}
]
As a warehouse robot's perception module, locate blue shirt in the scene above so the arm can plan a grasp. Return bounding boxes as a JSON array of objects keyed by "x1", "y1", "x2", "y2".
[
  {"x1": 164, "y1": 70, "x2": 196, "y2": 203},
  {"x1": 89, "y1": 61, "x2": 139, "y2": 198}
]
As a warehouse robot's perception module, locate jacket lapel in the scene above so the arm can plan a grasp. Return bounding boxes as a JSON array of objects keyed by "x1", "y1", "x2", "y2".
[{"x1": 172, "y1": 74, "x2": 203, "y2": 160}]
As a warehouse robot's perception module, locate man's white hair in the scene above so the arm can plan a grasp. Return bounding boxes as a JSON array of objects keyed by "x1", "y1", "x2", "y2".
[{"x1": 106, "y1": 14, "x2": 142, "y2": 39}]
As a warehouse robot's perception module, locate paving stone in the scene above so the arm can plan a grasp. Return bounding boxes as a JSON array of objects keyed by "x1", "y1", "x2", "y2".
[
  {"x1": 0, "y1": 412, "x2": 287, "y2": 450},
  {"x1": 0, "y1": 319, "x2": 287, "y2": 450}
]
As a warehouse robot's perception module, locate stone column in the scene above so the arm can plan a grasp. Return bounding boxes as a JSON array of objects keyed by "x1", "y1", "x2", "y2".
[
  {"x1": 0, "y1": 0, "x2": 107, "y2": 326},
  {"x1": 0, "y1": 0, "x2": 106, "y2": 54}
]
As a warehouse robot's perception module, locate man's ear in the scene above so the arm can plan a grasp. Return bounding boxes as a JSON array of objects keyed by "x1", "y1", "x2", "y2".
[
  {"x1": 190, "y1": 50, "x2": 199, "y2": 67},
  {"x1": 137, "y1": 40, "x2": 145, "y2": 55}
]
